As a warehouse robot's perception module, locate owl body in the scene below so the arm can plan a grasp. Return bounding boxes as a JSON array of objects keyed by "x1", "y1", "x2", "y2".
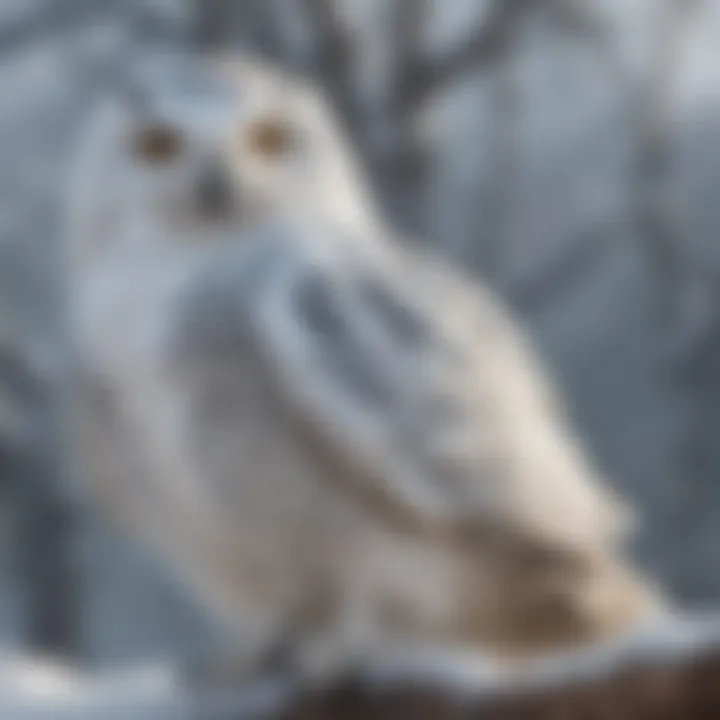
[{"x1": 66, "y1": 54, "x2": 660, "y2": 674}]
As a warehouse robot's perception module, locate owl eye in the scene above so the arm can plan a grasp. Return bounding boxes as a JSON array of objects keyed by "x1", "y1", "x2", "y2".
[
  {"x1": 244, "y1": 117, "x2": 296, "y2": 159},
  {"x1": 132, "y1": 123, "x2": 184, "y2": 164}
]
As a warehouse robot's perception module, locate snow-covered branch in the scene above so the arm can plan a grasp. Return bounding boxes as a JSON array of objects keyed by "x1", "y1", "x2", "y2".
[{"x1": 4, "y1": 615, "x2": 720, "y2": 718}]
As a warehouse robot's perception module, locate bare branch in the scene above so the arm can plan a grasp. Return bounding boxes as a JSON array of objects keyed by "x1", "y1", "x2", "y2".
[
  {"x1": 398, "y1": 0, "x2": 522, "y2": 111},
  {"x1": 385, "y1": 0, "x2": 429, "y2": 113},
  {"x1": 302, "y1": 0, "x2": 353, "y2": 95},
  {"x1": 298, "y1": 0, "x2": 384, "y2": 159}
]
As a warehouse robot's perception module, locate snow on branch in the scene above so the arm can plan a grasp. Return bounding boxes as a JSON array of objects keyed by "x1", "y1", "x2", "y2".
[{"x1": 3, "y1": 614, "x2": 720, "y2": 718}]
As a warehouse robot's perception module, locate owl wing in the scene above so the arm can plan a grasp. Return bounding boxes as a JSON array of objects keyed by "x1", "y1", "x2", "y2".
[{"x1": 250, "y1": 223, "x2": 630, "y2": 549}]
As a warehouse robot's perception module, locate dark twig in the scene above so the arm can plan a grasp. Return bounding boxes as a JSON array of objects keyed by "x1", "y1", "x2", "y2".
[
  {"x1": 303, "y1": 0, "x2": 356, "y2": 119},
  {"x1": 398, "y1": 0, "x2": 523, "y2": 111},
  {"x1": 367, "y1": 0, "x2": 432, "y2": 233},
  {"x1": 192, "y1": 0, "x2": 234, "y2": 49},
  {"x1": 385, "y1": 0, "x2": 428, "y2": 118}
]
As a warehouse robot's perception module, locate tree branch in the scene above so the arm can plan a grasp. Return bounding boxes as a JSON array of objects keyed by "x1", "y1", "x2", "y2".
[
  {"x1": 4, "y1": 616, "x2": 720, "y2": 718},
  {"x1": 398, "y1": 0, "x2": 523, "y2": 111},
  {"x1": 302, "y1": 0, "x2": 353, "y2": 98}
]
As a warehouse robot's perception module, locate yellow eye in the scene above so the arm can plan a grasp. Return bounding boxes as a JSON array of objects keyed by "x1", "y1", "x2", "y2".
[
  {"x1": 244, "y1": 117, "x2": 296, "y2": 159},
  {"x1": 132, "y1": 123, "x2": 184, "y2": 164}
]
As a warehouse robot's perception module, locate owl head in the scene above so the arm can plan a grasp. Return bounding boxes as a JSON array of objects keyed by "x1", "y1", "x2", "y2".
[{"x1": 68, "y1": 53, "x2": 377, "y2": 268}]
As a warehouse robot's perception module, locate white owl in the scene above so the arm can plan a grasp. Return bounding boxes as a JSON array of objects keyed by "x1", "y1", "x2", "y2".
[{"x1": 65, "y1": 53, "x2": 662, "y2": 680}]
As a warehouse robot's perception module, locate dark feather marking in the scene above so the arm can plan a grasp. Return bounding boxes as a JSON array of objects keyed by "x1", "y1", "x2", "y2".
[
  {"x1": 295, "y1": 271, "x2": 346, "y2": 343},
  {"x1": 356, "y1": 272, "x2": 431, "y2": 348},
  {"x1": 295, "y1": 272, "x2": 394, "y2": 409}
]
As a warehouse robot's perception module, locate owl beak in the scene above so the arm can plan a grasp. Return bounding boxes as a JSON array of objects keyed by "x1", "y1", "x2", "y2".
[{"x1": 195, "y1": 161, "x2": 234, "y2": 219}]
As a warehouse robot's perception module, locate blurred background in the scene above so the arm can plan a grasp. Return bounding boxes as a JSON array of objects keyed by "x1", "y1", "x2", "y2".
[{"x1": 1, "y1": 0, "x2": 720, "y2": 671}]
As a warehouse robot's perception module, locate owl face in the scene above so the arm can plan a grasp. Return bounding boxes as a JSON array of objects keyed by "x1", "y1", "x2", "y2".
[
  {"x1": 116, "y1": 61, "x2": 322, "y2": 234},
  {"x1": 75, "y1": 54, "x2": 368, "y2": 262}
]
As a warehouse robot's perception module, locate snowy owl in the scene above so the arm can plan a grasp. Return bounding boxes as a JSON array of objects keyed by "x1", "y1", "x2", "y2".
[{"x1": 65, "y1": 53, "x2": 662, "y2": 679}]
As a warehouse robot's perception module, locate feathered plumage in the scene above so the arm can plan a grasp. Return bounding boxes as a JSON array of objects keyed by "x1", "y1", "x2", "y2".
[{"x1": 66, "y1": 54, "x2": 661, "y2": 676}]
